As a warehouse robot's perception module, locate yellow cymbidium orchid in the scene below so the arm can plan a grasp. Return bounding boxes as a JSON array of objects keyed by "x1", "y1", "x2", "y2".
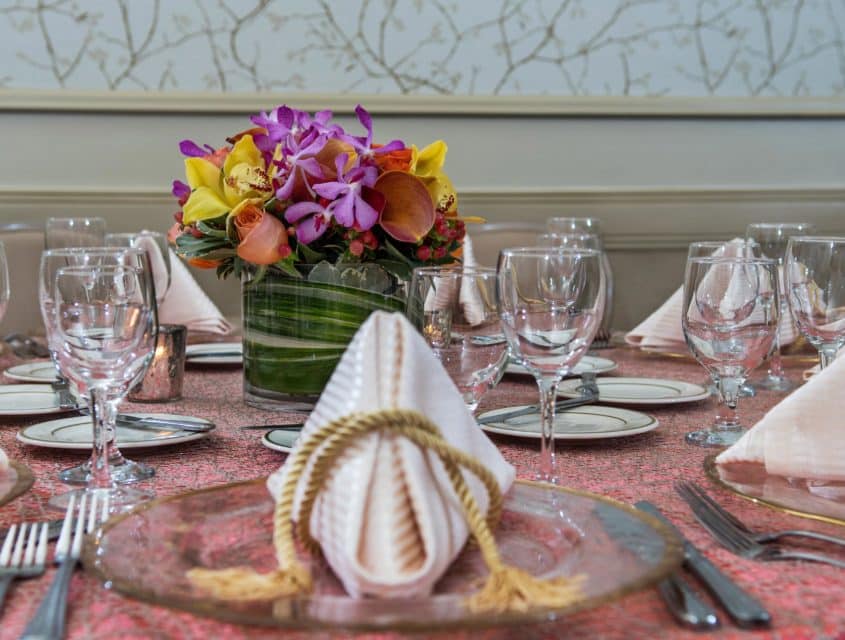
[
  {"x1": 411, "y1": 140, "x2": 458, "y2": 216},
  {"x1": 182, "y1": 135, "x2": 274, "y2": 224}
]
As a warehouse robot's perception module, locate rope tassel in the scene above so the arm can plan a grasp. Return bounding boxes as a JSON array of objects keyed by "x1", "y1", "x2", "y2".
[{"x1": 187, "y1": 409, "x2": 584, "y2": 614}]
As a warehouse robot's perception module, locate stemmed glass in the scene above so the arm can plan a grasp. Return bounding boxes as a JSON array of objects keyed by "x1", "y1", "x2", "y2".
[
  {"x1": 45, "y1": 217, "x2": 106, "y2": 249},
  {"x1": 46, "y1": 263, "x2": 157, "y2": 510},
  {"x1": 104, "y1": 231, "x2": 172, "y2": 305},
  {"x1": 545, "y1": 217, "x2": 613, "y2": 339},
  {"x1": 407, "y1": 266, "x2": 506, "y2": 413},
  {"x1": 497, "y1": 247, "x2": 604, "y2": 482},
  {"x1": 785, "y1": 236, "x2": 845, "y2": 370},
  {"x1": 746, "y1": 222, "x2": 816, "y2": 391},
  {"x1": 682, "y1": 256, "x2": 780, "y2": 447},
  {"x1": 0, "y1": 242, "x2": 8, "y2": 328},
  {"x1": 40, "y1": 247, "x2": 156, "y2": 485}
]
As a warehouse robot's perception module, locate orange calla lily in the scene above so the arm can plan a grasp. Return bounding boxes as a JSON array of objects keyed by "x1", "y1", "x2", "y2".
[{"x1": 374, "y1": 171, "x2": 435, "y2": 243}]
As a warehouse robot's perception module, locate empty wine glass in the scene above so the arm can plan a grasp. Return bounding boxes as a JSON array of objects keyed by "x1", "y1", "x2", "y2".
[
  {"x1": 40, "y1": 247, "x2": 156, "y2": 485},
  {"x1": 785, "y1": 236, "x2": 845, "y2": 370},
  {"x1": 746, "y1": 222, "x2": 816, "y2": 391},
  {"x1": 407, "y1": 266, "x2": 506, "y2": 413},
  {"x1": 545, "y1": 217, "x2": 613, "y2": 340},
  {"x1": 497, "y1": 247, "x2": 604, "y2": 482},
  {"x1": 683, "y1": 255, "x2": 779, "y2": 447},
  {"x1": 45, "y1": 217, "x2": 106, "y2": 249},
  {"x1": 47, "y1": 263, "x2": 157, "y2": 510},
  {"x1": 105, "y1": 231, "x2": 171, "y2": 305}
]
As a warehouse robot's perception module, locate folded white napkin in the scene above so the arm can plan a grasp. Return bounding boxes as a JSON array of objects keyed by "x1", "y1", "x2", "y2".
[
  {"x1": 717, "y1": 352, "x2": 845, "y2": 480},
  {"x1": 158, "y1": 251, "x2": 233, "y2": 334},
  {"x1": 267, "y1": 310, "x2": 515, "y2": 599},
  {"x1": 0, "y1": 446, "x2": 8, "y2": 476}
]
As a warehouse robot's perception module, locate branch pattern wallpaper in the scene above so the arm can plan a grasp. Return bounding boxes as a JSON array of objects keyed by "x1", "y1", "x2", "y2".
[{"x1": 1, "y1": 0, "x2": 843, "y2": 97}]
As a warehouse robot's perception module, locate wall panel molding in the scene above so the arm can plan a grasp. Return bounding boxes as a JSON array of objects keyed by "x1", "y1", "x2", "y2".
[{"x1": 1, "y1": 90, "x2": 844, "y2": 117}]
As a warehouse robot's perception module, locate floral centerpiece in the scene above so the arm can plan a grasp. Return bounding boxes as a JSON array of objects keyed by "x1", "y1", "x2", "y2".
[{"x1": 169, "y1": 104, "x2": 470, "y2": 408}]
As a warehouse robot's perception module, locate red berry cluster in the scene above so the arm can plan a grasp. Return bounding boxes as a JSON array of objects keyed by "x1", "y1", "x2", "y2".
[
  {"x1": 416, "y1": 213, "x2": 466, "y2": 262},
  {"x1": 344, "y1": 229, "x2": 380, "y2": 257}
]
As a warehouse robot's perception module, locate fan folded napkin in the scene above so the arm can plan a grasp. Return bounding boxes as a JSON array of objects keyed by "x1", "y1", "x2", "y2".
[
  {"x1": 717, "y1": 352, "x2": 845, "y2": 480},
  {"x1": 267, "y1": 310, "x2": 515, "y2": 599},
  {"x1": 158, "y1": 251, "x2": 233, "y2": 334}
]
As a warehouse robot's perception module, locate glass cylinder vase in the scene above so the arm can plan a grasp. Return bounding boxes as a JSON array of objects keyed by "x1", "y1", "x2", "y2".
[{"x1": 242, "y1": 262, "x2": 406, "y2": 410}]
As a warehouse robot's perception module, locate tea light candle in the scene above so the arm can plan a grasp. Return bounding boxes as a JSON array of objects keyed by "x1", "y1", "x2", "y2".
[{"x1": 129, "y1": 324, "x2": 187, "y2": 403}]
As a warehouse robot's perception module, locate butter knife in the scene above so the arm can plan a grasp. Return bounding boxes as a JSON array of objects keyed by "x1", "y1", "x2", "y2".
[
  {"x1": 656, "y1": 573, "x2": 720, "y2": 630},
  {"x1": 635, "y1": 501, "x2": 771, "y2": 628},
  {"x1": 239, "y1": 423, "x2": 304, "y2": 430},
  {"x1": 113, "y1": 415, "x2": 216, "y2": 433},
  {"x1": 476, "y1": 394, "x2": 596, "y2": 425}
]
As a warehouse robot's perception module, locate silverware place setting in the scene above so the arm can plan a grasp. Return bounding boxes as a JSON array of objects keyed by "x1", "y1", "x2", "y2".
[{"x1": 476, "y1": 372, "x2": 599, "y2": 425}]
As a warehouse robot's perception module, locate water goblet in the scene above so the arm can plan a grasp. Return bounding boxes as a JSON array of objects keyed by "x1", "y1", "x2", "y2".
[
  {"x1": 746, "y1": 222, "x2": 816, "y2": 391},
  {"x1": 785, "y1": 236, "x2": 845, "y2": 370},
  {"x1": 40, "y1": 247, "x2": 156, "y2": 485},
  {"x1": 682, "y1": 255, "x2": 780, "y2": 447},
  {"x1": 45, "y1": 217, "x2": 106, "y2": 249},
  {"x1": 105, "y1": 231, "x2": 171, "y2": 305},
  {"x1": 407, "y1": 266, "x2": 506, "y2": 413},
  {"x1": 497, "y1": 247, "x2": 604, "y2": 483},
  {"x1": 47, "y1": 263, "x2": 157, "y2": 510}
]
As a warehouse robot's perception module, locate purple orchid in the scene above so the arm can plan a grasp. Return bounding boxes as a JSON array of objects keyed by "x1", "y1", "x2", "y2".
[
  {"x1": 178, "y1": 139, "x2": 216, "y2": 157},
  {"x1": 341, "y1": 105, "x2": 405, "y2": 161},
  {"x1": 273, "y1": 130, "x2": 328, "y2": 201},
  {"x1": 284, "y1": 199, "x2": 335, "y2": 244},
  {"x1": 312, "y1": 153, "x2": 381, "y2": 231},
  {"x1": 171, "y1": 180, "x2": 191, "y2": 204}
]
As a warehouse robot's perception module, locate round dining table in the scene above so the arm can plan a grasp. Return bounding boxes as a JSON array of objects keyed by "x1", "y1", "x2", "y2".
[{"x1": 0, "y1": 344, "x2": 843, "y2": 640}]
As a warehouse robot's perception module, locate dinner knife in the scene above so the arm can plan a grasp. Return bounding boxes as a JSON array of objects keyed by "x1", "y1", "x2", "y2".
[
  {"x1": 476, "y1": 394, "x2": 597, "y2": 425},
  {"x1": 635, "y1": 501, "x2": 771, "y2": 628},
  {"x1": 113, "y1": 415, "x2": 216, "y2": 432},
  {"x1": 239, "y1": 423, "x2": 304, "y2": 431}
]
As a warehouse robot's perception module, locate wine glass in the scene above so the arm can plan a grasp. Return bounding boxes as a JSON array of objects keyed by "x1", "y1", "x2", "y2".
[
  {"x1": 40, "y1": 247, "x2": 156, "y2": 485},
  {"x1": 0, "y1": 242, "x2": 9, "y2": 329},
  {"x1": 407, "y1": 266, "x2": 507, "y2": 413},
  {"x1": 45, "y1": 217, "x2": 106, "y2": 249},
  {"x1": 545, "y1": 217, "x2": 613, "y2": 340},
  {"x1": 105, "y1": 231, "x2": 171, "y2": 305},
  {"x1": 746, "y1": 222, "x2": 816, "y2": 391},
  {"x1": 47, "y1": 263, "x2": 157, "y2": 510},
  {"x1": 497, "y1": 247, "x2": 604, "y2": 483},
  {"x1": 682, "y1": 255, "x2": 780, "y2": 447},
  {"x1": 785, "y1": 236, "x2": 845, "y2": 370}
]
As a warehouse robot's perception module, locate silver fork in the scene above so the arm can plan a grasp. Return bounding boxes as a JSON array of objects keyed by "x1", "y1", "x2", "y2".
[
  {"x1": 678, "y1": 481, "x2": 845, "y2": 548},
  {"x1": 0, "y1": 521, "x2": 49, "y2": 611},
  {"x1": 676, "y1": 482, "x2": 845, "y2": 569},
  {"x1": 20, "y1": 493, "x2": 110, "y2": 640}
]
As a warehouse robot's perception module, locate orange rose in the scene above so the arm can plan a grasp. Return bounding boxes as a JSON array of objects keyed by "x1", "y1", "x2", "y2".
[
  {"x1": 373, "y1": 144, "x2": 413, "y2": 172},
  {"x1": 233, "y1": 199, "x2": 289, "y2": 265}
]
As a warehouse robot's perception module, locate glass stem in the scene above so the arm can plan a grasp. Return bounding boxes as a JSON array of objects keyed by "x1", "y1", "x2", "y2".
[
  {"x1": 818, "y1": 345, "x2": 840, "y2": 370},
  {"x1": 768, "y1": 334, "x2": 785, "y2": 380},
  {"x1": 536, "y1": 376, "x2": 561, "y2": 484},
  {"x1": 715, "y1": 377, "x2": 741, "y2": 431},
  {"x1": 88, "y1": 390, "x2": 117, "y2": 490}
]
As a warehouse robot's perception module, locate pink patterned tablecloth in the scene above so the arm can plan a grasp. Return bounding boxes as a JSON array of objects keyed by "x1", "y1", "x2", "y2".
[{"x1": 0, "y1": 346, "x2": 843, "y2": 640}]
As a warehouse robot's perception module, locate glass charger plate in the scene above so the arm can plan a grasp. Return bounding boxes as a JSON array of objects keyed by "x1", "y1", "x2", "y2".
[
  {"x1": 705, "y1": 456, "x2": 845, "y2": 527},
  {"x1": 0, "y1": 461, "x2": 35, "y2": 507},
  {"x1": 83, "y1": 479, "x2": 681, "y2": 632}
]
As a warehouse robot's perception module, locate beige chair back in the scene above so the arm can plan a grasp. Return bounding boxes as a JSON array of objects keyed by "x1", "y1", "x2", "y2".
[
  {"x1": 468, "y1": 222, "x2": 546, "y2": 267},
  {"x1": 0, "y1": 225, "x2": 45, "y2": 335}
]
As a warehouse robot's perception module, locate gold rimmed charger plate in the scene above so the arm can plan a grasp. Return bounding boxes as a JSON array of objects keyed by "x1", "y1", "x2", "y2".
[
  {"x1": 82, "y1": 478, "x2": 681, "y2": 632},
  {"x1": 639, "y1": 346, "x2": 817, "y2": 365},
  {"x1": 0, "y1": 461, "x2": 35, "y2": 507},
  {"x1": 705, "y1": 455, "x2": 845, "y2": 527}
]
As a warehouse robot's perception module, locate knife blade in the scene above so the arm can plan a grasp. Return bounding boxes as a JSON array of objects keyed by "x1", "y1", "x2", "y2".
[
  {"x1": 656, "y1": 573, "x2": 720, "y2": 630},
  {"x1": 114, "y1": 415, "x2": 216, "y2": 433},
  {"x1": 476, "y1": 394, "x2": 597, "y2": 425},
  {"x1": 239, "y1": 423, "x2": 304, "y2": 431},
  {"x1": 635, "y1": 501, "x2": 771, "y2": 628}
]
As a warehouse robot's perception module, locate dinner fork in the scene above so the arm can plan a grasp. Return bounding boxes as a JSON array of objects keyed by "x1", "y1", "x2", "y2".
[
  {"x1": 676, "y1": 482, "x2": 845, "y2": 569},
  {"x1": 677, "y1": 481, "x2": 845, "y2": 548},
  {"x1": 20, "y1": 493, "x2": 109, "y2": 640},
  {"x1": 0, "y1": 521, "x2": 49, "y2": 611}
]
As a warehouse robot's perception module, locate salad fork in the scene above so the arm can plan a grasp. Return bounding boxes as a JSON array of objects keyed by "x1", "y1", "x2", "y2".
[
  {"x1": 676, "y1": 482, "x2": 845, "y2": 569},
  {"x1": 0, "y1": 521, "x2": 49, "y2": 611},
  {"x1": 20, "y1": 493, "x2": 109, "y2": 640},
  {"x1": 676, "y1": 482, "x2": 845, "y2": 548}
]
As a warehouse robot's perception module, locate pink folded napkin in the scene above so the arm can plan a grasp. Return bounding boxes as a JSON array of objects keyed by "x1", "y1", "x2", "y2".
[
  {"x1": 717, "y1": 352, "x2": 845, "y2": 480},
  {"x1": 158, "y1": 251, "x2": 233, "y2": 334}
]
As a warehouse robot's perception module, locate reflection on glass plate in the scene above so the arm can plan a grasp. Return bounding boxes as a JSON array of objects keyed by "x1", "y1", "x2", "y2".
[
  {"x1": 186, "y1": 343, "x2": 243, "y2": 365},
  {"x1": 705, "y1": 456, "x2": 845, "y2": 527},
  {"x1": 3, "y1": 361, "x2": 57, "y2": 383},
  {"x1": 0, "y1": 384, "x2": 77, "y2": 416},
  {"x1": 0, "y1": 461, "x2": 35, "y2": 507},
  {"x1": 558, "y1": 377, "x2": 709, "y2": 406},
  {"x1": 18, "y1": 414, "x2": 215, "y2": 449},
  {"x1": 506, "y1": 355, "x2": 617, "y2": 377},
  {"x1": 83, "y1": 479, "x2": 681, "y2": 632},
  {"x1": 478, "y1": 406, "x2": 658, "y2": 441}
]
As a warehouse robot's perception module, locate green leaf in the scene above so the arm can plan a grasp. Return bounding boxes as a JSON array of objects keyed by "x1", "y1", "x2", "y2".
[
  {"x1": 375, "y1": 259, "x2": 412, "y2": 281},
  {"x1": 196, "y1": 219, "x2": 228, "y2": 238},
  {"x1": 383, "y1": 239, "x2": 415, "y2": 266},
  {"x1": 298, "y1": 242, "x2": 326, "y2": 264}
]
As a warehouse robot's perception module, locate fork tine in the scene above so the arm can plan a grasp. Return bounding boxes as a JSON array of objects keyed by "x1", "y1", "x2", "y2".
[
  {"x1": 70, "y1": 494, "x2": 88, "y2": 559},
  {"x1": 22, "y1": 524, "x2": 38, "y2": 566},
  {"x1": 0, "y1": 525, "x2": 17, "y2": 567},
  {"x1": 682, "y1": 483, "x2": 760, "y2": 551},
  {"x1": 686, "y1": 482, "x2": 751, "y2": 533},
  {"x1": 34, "y1": 523, "x2": 48, "y2": 567},
  {"x1": 675, "y1": 482, "x2": 754, "y2": 553},
  {"x1": 10, "y1": 523, "x2": 27, "y2": 567}
]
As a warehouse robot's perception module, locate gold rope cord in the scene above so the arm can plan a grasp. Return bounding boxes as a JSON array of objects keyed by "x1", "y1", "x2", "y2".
[{"x1": 187, "y1": 408, "x2": 584, "y2": 613}]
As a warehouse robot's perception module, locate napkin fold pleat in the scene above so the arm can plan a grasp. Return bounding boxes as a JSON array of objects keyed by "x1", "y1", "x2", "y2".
[
  {"x1": 267, "y1": 310, "x2": 515, "y2": 599},
  {"x1": 717, "y1": 352, "x2": 845, "y2": 480},
  {"x1": 158, "y1": 251, "x2": 233, "y2": 334}
]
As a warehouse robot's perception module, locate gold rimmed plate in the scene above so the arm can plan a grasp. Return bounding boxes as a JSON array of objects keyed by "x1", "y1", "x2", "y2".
[
  {"x1": 0, "y1": 461, "x2": 35, "y2": 507},
  {"x1": 82, "y1": 479, "x2": 681, "y2": 632},
  {"x1": 705, "y1": 455, "x2": 845, "y2": 527}
]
